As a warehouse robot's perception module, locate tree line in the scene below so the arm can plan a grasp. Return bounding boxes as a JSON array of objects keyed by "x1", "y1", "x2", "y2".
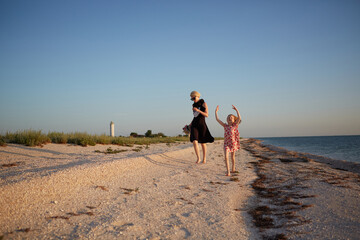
[{"x1": 130, "y1": 130, "x2": 166, "y2": 138}]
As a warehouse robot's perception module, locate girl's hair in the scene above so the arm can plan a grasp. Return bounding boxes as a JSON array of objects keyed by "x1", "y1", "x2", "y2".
[{"x1": 227, "y1": 114, "x2": 238, "y2": 122}]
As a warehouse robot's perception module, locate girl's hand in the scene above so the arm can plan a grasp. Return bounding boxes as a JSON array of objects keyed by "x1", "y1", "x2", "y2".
[
  {"x1": 232, "y1": 105, "x2": 241, "y2": 125},
  {"x1": 215, "y1": 105, "x2": 225, "y2": 127}
]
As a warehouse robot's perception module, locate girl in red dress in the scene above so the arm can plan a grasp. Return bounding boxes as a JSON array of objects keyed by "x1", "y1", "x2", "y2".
[{"x1": 215, "y1": 105, "x2": 242, "y2": 176}]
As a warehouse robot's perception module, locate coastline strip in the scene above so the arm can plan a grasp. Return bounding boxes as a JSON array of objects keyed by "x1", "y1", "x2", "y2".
[{"x1": 242, "y1": 138, "x2": 360, "y2": 240}]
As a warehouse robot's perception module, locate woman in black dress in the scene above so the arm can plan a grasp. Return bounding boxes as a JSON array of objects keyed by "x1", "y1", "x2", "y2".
[{"x1": 190, "y1": 91, "x2": 214, "y2": 163}]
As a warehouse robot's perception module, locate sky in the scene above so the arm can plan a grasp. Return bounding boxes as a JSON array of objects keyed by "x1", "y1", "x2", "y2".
[{"x1": 1, "y1": 0, "x2": 360, "y2": 138}]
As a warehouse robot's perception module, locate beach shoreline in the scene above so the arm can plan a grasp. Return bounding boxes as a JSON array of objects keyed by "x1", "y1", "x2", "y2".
[
  {"x1": 258, "y1": 140, "x2": 360, "y2": 175},
  {"x1": 242, "y1": 139, "x2": 360, "y2": 240},
  {"x1": 1, "y1": 139, "x2": 360, "y2": 239}
]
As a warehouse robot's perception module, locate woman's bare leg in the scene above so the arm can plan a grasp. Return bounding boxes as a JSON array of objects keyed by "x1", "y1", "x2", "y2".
[
  {"x1": 201, "y1": 143, "x2": 207, "y2": 163},
  {"x1": 193, "y1": 140, "x2": 201, "y2": 163}
]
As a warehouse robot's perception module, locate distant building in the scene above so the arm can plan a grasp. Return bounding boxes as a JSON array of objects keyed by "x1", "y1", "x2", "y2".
[{"x1": 110, "y1": 121, "x2": 115, "y2": 137}]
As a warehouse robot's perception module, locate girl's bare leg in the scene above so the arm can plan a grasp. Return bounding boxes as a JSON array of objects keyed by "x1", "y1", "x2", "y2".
[
  {"x1": 193, "y1": 140, "x2": 201, "y2": 163},
  {"x1": 231, "y1": 152, "x2": 236, "y2": 172},
  {"x1": 224, "y1": 149, "x2": 231, "y2": 176},
  {"x1": 201, "y1": 143, "x2": 207, "y2": 163}
]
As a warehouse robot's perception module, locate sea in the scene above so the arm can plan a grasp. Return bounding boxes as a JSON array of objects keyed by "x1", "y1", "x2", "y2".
[{"x1": 256, "y1": 135, "x2": 360, "y2": 164}]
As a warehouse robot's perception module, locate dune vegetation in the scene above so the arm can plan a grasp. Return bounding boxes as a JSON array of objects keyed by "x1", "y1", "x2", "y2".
[{"x1": 0, "y1": 130, "x2": 191, "y2": 147}]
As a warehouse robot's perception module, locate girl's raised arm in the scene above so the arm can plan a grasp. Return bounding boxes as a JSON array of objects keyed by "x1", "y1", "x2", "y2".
[
  {"x1": 215, "y1": 105, "x2": 226, "y2": 127},
  {"x1": 232, "y1": 105, "x2": 242, "y2": 125}
]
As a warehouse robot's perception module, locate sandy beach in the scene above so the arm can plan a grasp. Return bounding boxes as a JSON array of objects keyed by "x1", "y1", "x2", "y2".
[
  {"x1": 0, "y1": 140, "x2": 259, "y2": 239},
  {"x1": 1, "y1": 139, "x2": 360, "y2": 239}
]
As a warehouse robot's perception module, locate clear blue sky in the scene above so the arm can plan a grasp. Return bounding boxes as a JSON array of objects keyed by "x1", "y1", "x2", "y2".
[{"x1": 1, "y1": 0, "x2": 359, "y2": 138}]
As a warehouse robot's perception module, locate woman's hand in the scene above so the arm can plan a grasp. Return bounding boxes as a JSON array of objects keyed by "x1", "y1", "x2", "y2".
[
  {"x1": 193, "y1": 107, "x2": 200, "y2": 112},
  {"x1": 215, "y1": 105, "x2": 219, "y2": 113},
  {"x1": 232, "y1": 105, "x2": 238, "y2": 111},
  {"x1": 193, "y1": 102, "x2": 209, "y2": 117}
]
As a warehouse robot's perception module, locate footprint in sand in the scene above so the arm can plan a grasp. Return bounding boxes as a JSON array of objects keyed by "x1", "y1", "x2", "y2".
[
  {"x1": 95, "y1": 185, "x2": 109, "y2": 191},
  {"x1": 1, "y1": 162, "x2": 23, "y2": 168},
  {"x1": 111, "y1": 220, "x2": 135, "y2": 231},
  {"x1": 181, "y1": 185, "x2": 192, "y2": 190},
  {"x1": 120, "y1": 187, "x2": 139, "y2": 195},
  {"x1": 181, "y1": 212, "x2": 193, "y2": 218},
  {"x1": 202, "y1": 188, "x2": 213, "y2": 192},
  {"x1": 178, "y1": 227, "x2": 191, "y2": 239},
  {"x1": 209, "y1": 181, "x2": 229, "y2": 186},
  {"x1": 177, "y1": 197, "x2": 194, "y2": 205}
]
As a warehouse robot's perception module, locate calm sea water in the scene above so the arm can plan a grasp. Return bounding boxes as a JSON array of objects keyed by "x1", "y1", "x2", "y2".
[{"x1": 256, "y1": 135, "x2": 360, "y2": 164}]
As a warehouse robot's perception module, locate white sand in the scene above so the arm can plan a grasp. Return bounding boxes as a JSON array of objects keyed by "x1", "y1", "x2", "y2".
[{"x1": 0, "y1": 140, "x2": 260, "y2": 239}]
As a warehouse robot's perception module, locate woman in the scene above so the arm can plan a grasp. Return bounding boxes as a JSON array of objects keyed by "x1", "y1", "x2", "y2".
[{"x1": 189, "y1": 91, "x2": 214, "y2": 163}]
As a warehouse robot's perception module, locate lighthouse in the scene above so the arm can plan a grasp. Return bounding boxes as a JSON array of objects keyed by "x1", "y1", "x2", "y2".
[{"x1": 110, "y1": 121, "x2": 115, "y2": 137}]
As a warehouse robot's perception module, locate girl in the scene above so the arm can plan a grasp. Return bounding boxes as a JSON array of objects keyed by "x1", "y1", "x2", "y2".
[
  {"x1": 189, "y1": 91, "x2": 214, "y2": 163},
  {"x1": 215, "y1": 105, "x2": 242, "y2": 176}
]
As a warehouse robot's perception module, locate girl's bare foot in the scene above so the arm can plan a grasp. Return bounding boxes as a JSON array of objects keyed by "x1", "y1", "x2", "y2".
[
  {"x1": 196, "y1": 159, "x2": 201, "y2": 164},
  {"x1": 226, "y1": 173, "x2": 231, "y2": 176}
]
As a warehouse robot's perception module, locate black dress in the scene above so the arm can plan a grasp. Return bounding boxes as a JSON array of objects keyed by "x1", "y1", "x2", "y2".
[{"x1": 190, "y1": 99, "x2": 214, "y2": 143}]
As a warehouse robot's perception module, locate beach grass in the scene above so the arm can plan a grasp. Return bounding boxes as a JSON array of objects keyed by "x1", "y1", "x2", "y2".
[
  {"x1": 1, "y1": 130, "x2": 192, "y2": 147},
  {"x1": 4, "y1": 130, "x2": 51, "y2": 147},
  {"x1": 0, "y1": 136, "x2": 6, "y2": 146}
]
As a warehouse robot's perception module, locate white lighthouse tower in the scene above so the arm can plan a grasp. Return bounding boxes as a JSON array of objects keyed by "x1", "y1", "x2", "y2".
[{"x1": 110, "y1": 121, "x2": 115, "y2": 137}]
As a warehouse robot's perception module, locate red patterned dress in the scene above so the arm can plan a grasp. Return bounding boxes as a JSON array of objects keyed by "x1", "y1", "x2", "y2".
[{"x1": 224, "y1": 123, "x2": 240, "y2": 152}]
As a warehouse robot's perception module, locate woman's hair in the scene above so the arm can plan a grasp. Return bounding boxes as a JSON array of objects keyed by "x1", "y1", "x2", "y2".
[
  {"x1": 227, "y1": 114, "x2": 238, "y2": 122},
  {"x1": 190, "y1": 91, "x2": 201, "y2": 98}
]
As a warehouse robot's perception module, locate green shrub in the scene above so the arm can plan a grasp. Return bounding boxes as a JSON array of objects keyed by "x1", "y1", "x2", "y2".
[
  {"x1": 0, "y1": 136, "x2": 6, "y2": 146},
  {"x1": 66, "y1": 132, "x2": 96, "y2": 146},
  {"x1": 145, "y1": 130, "x2": 152, "y2": 138},
  {"x1": 48, "y1": 132, "x2": 68, "y2": 144},
  {"x1": 6, "y1": 130, "x2": 51, "y2": 146},
  {"x1": 95, "y1": 147, "x2": 128, "y2": 154},
  {"x1": 111, "y1": 137, "x2": 135, "y2": 147},
  {"x1": 94, "y1": 134, "x2": 113, "y2": 145}
]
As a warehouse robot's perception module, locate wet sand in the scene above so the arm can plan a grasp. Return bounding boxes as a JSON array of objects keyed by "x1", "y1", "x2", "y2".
[{"x1": 242, "y1": 139, "x2": 360, "y2": 240}]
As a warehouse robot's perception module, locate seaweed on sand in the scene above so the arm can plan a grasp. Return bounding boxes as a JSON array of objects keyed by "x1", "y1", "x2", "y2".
[{"x1": 242, "y1": 139, "x2": 315, "y2": 239}]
